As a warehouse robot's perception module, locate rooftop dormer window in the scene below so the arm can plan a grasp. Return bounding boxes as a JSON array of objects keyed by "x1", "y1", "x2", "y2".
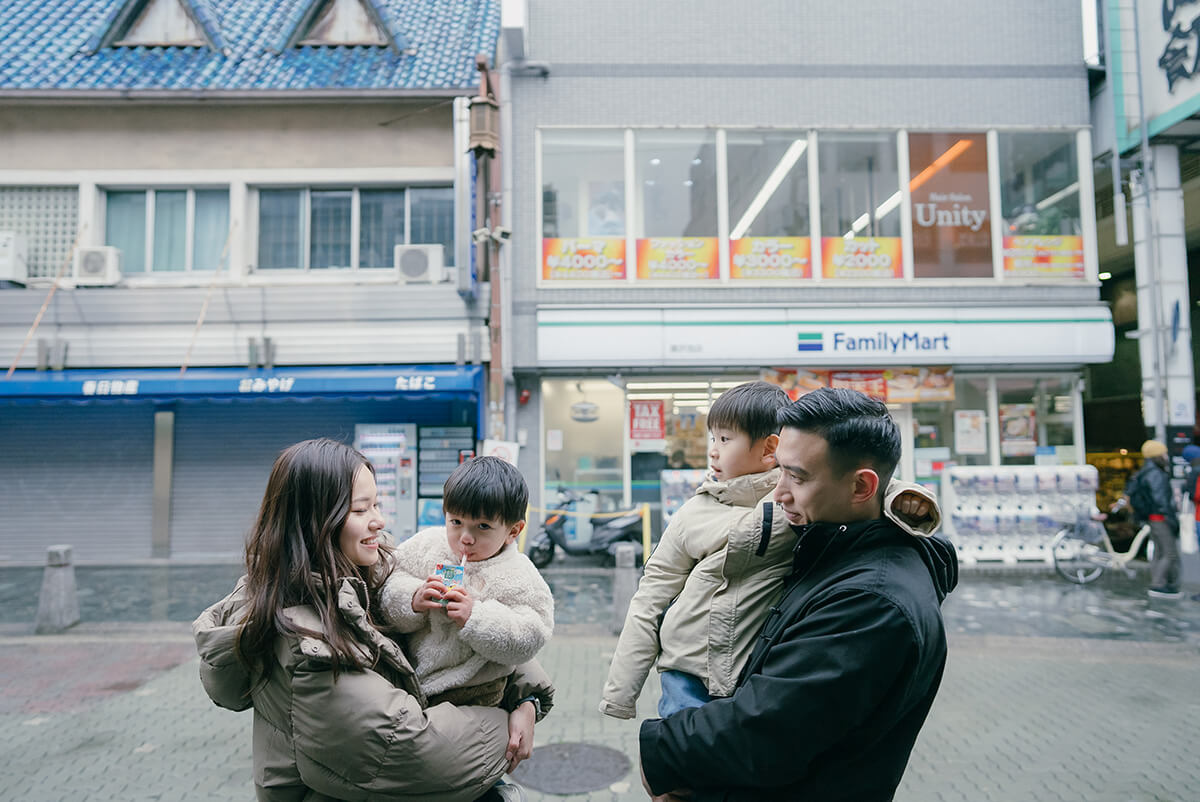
[
  {"x1": 297, "y1": 0, "x2": 389, "y2": 47},
  {"x1": 113, "y1": 0, "x2": 207, "y2": 47}
]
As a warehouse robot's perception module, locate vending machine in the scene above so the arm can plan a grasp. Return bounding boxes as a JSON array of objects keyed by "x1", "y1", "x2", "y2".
[
  {"x1": 416, "y1": 426, "x2": 476, "y2": 528},
  {"x1": 354, "y1": 423, "x2": 418, "y2": 541}
]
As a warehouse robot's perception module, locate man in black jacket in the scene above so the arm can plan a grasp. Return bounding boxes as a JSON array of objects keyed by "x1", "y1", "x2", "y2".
[
  {"x1": 639, "y1": 388, "x2": 957, "y2": 802},
  {"x1": 1115, "y1": 439, "x2": 1182, "y2": 598}
]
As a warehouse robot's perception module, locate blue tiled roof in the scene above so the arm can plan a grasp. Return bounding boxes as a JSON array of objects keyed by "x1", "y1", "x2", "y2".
[{"x1": 0, "y1": 0, "x2": 500, "y2": 93}]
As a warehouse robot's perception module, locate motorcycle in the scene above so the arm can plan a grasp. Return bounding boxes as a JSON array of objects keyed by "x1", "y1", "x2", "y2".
[{"x1": 526, "y1": 486, "x2": 644, "y2": 569}]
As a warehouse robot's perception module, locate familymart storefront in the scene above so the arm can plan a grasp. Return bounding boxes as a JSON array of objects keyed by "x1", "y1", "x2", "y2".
[{"x1": 534, "y1": 305, "x2": 1114, "y2": 528}]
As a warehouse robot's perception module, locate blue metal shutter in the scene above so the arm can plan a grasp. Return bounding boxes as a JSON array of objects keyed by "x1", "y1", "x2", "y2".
[
  {"x1": 0, "y1": 403, "x2": 155, "y2": 563},
  {"x1": 169, "y1": 398, "x2": 431, "y2": 559}
]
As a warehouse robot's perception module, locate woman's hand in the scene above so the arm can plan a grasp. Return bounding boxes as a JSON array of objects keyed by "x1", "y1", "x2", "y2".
[
  {"x1": 412, "y1": 576, "x2": 447, "y2": 613},
  {"x1": 443, "y1": 586, "x2": 474, "y2": 627},
  {"x1": 505, "y1": 700, "x2": 536, "y2": 773}
]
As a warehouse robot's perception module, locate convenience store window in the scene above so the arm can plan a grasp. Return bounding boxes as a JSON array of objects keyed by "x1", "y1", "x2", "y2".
[
  {"x1": 817, "y1": 132, "x2": 903, "y2": 279},
  {"x1": 910, "y1": 375, "x2": 991, "y2": 492},
  {"x1": 908, "y1": 133, "x2": 992, "y2": 278},
  {"x1": 540, "y1": 129, "x2": 628, "y2": 281},
  {"x1": 542, "y1": 379, "x2": 626, "y2": 509},
  {"x1": 726, "y1": 130, "x2": 813, "y2": 280},
  {"x1": 633, "y1": 130, "x2": 720, "y2": 281},
  {"x1": 996, "y1": 375, "x2": 1078, "y2": 465},
  {"x1": 996, "y1": 132, "x2": 1084, "y2": 281}
]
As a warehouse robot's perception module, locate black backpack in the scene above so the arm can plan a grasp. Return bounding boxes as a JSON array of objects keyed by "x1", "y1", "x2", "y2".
[{"x1": 1128, "y1": 467, "x2": 1156, "y2": 521}]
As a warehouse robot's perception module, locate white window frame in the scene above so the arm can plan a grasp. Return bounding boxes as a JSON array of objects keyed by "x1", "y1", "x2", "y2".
[{"x1": 102, "y1": 187, "x2": 229, "y2": 273}]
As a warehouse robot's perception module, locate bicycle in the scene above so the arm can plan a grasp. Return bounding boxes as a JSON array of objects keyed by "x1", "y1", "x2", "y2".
[{"x1": 1050, "y1": 505, "x2": 1153, "y2": 584}]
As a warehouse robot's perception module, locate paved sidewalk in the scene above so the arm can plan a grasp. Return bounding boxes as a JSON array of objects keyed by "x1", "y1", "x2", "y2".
[
  {"x1": 1, "y1": 565, "x2": 1198, "y2": 801},
  {"x1": 2, "y1": 627, "x2": 1197, "y2": 801}
]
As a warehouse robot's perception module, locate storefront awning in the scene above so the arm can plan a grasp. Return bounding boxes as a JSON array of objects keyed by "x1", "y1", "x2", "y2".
[{"x1": 0, "y1": 364, "x2": 485, "y2": 430}]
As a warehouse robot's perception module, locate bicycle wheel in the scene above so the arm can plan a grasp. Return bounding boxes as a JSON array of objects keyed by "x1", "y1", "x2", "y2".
[{"x1": 1051, "y1": 529, "x2": 1107, "y2": 584}]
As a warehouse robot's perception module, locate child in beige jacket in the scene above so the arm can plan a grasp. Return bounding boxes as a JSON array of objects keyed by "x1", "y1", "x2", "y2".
[
  {"x1": 599, "y1": 381, "x2": 940, "y2": 719},
  {"x1": 381, "y1": 457, "x2": 554, "y2": 708}
]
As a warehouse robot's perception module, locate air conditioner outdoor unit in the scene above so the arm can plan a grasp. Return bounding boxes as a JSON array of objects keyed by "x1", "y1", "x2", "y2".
[
  {"x1": 394, "y1": 244, "x2": 445, "y2": 283},
  {"x1": 0, "y1": 232, "x2": 28, "y2": 284},
  {"x1": 73, "y1": 246, "x2": 122, "y2": 286}
]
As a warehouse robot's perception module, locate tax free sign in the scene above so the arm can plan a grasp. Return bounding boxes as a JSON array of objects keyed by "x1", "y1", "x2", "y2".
[{"x1": 537, "y1": 307, "x2": 1114, "y2": 367}]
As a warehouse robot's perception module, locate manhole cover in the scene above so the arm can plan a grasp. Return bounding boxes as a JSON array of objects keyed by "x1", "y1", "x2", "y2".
[{"x1": 510, "y1": 741, "x2": 631, "y2": 794}]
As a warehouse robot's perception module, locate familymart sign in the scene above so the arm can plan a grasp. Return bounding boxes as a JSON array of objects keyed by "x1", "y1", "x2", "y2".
[
  {"x1": 799, "y1": 329, "x2": 952, "y2": 355},
  {"x1": 537, "y1": 307, "x2": 1113, "y2": 367}
]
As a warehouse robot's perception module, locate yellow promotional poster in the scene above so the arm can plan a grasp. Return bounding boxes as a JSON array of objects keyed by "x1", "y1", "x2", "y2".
[
  {"x1": 729, "y1": 237, "x2": 811, "y2": 279},
  {"x1": 542, "y1": 237, "x2": 626, "y2": 281},
  {"x1": 635, "y1": 237, "x2": 719, "y2": 280},
  {"x1": 821, "y1": 237, "x2": 904, "y2": 279},
  {"x1": 1001, "y1": 235, "x2": 1085, "y2": 279}
]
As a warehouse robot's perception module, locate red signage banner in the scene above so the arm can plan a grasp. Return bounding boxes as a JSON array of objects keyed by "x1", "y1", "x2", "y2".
[{"x1": 630, "y1": 399, "x2": 666, "y2": 442}]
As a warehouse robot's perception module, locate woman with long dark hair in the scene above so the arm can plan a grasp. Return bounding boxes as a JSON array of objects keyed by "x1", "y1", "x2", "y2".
[{"x1": 193, "y1": 438, "x2": 551, "y2": 801}]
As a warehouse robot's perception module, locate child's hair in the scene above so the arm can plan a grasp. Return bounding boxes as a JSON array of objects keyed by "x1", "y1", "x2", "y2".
[
  {"x1": 237, "y1": 437, "x2": 393, "y2": 678},
  {"x1": 443, "y1": 456, "x2": 528, "y2": 526},
  {"x1": 707, "y1": 380, "x2": 790, "y2": 443}
]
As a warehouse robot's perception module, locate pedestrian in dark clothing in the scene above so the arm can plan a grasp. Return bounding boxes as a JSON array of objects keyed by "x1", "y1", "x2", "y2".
[
  {"x1": 1114, "y1": 439, "x2": 1182, "y2": 598},
  {"x1": 638, "y1": 387, "x2": 958, "y2": 802}
]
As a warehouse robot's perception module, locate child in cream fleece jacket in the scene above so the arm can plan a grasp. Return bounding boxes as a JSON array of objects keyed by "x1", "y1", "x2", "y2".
[{"x1": 380, "y1": 457, "x2": 554, "y2": 707}]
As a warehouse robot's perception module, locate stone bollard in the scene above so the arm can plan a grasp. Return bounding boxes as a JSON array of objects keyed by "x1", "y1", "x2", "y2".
[
  {"x1": 611, "y1": 542, "x2": 639, "y2": 635},
  {"x1": 35, "y1": 544, "x2": 80, "y2": 634}
]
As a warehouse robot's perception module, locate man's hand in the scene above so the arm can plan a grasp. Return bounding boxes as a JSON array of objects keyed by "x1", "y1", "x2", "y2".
[
  {"x1": 411, "y1": 576, "x2": 447, "y2": 613},
  {"x1": 443, "y1": 585, "x2": 474, "y2": 627},
  {"x1": 506, "y1": 700, "x2": 536, "y2": 773},
  {"x1": 893, "y1": 490, "x2": 932, "y2": 525}
]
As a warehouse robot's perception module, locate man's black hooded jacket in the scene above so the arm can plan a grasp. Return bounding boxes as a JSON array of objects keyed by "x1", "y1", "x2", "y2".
[{"x1": 640, "y1": 517, "x2": 958, "y2": 801}]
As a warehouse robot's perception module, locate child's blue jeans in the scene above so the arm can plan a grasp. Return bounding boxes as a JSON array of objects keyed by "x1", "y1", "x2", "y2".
[{"x1": 657, "y1": 670, "x2": 713, "y2": 718}]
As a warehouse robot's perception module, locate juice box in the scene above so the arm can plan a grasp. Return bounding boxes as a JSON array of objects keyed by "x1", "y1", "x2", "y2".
[{"x1": 434, "y1": 562, "x2": 465, "y2": 605}]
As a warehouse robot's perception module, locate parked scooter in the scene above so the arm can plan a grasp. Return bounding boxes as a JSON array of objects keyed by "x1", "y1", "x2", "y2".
[{"x1": 526, "y1": 486, "x2": 644, "y2": 569}]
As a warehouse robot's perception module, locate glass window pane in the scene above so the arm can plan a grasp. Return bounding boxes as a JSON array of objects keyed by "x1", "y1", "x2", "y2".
[
  {"x1": 996, "y1": 375, "x2": 1078, "y2": 466},
  {"x1": 949, "y1": 375, "x2": 993, "y2": 467},
  {"x1": 541, "y1": 378, "x2": 626, "y2": 512},
  {"x1": 817, "y1": 133, "x2": 902, "y2": 279},
  {"x1": 727, "y1": 131, "x2": 810, "y2": 238},
  {"x1": 410, "y1": 187, "x2": 454, "y2": 266},
  {"x1": 258, "y1": 189, "x2": 302, "y2": 269},
  {"x1": 310, "y1": 190, "x2": 352, "y2": 270},
  {"x1": 819, "y1": 133, "x2": 901, "y2": 238},
  {"x1": 540, "y1": 129, "x2": 628, "y2": 281},
  {"x1": 152, "y1": 190, "x2": 187, "y2": 272},
  {"x1": 105, "y1": 191, "x2": 146, "y2": 273},
  {"x1": 997, "y1": 132, "x2": 1083, "y2": 280},
  {"x1": 542, "y1": 130, "x2": 626, "y2": 238},
  {"x1": 193, "y1": 190, "x2": 230, "y2": 271},
  {"x1": 909, "y1": 133, "x2": 992, "y2": 278},
  {"x1": 359, "y1": 189, "x2": 405, "y2": 269},
  {"x1": 726, "y1": 130, "x2": 812, "y2": 280},
  {"x1": 634, "y1": 131, "x2": 718, "y2": 280},
  {"x1": 634, "y1": 130, "x2": 717, "y2": 237}
]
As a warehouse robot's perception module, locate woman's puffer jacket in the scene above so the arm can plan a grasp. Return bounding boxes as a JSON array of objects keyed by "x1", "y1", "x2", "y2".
[{"x1": 193, "y1": 574, "x2": 553, "y2": 801}]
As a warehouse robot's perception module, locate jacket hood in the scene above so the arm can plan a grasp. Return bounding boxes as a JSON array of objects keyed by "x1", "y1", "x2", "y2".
[
  {"x1": 906, "y1": 531, "x2": 958, "y2": 602},
  {"x1": 699, "y1": 468, "x2": 779, "y2": 507}
]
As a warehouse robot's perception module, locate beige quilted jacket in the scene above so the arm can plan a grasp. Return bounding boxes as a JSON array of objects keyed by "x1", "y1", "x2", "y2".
[{"x1": 598, "y1": 470, "x2": 939, "y2": 719}]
